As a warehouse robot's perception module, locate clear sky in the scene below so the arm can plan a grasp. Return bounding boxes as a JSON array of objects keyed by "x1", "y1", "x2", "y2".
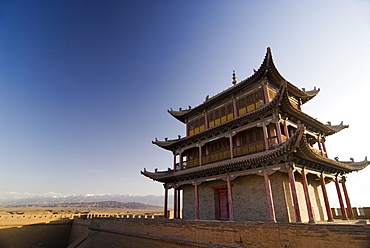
[{"x1": 0, "y1": 0, "x2": 369, "y2": 207}]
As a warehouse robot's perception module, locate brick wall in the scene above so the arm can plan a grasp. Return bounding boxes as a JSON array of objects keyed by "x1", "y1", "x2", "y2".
[
  {"x1": 85, "y1": 218, "x2": 370, "y2": 248},
  {"x1": 182, "y1": 171, "x2": 330, "y2": 223}
]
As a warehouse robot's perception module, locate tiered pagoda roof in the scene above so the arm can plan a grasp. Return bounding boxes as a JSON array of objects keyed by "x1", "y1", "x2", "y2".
[{"x1": 143, "y1": 47, "x2": 369, "y2": 184}]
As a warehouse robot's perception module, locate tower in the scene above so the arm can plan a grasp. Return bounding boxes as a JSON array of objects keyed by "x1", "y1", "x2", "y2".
[{"x1": 142, "y1": 48, "x2": 369, "y2": 222}]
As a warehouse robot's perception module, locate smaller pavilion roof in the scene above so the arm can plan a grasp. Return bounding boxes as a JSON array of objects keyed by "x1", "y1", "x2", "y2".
[{"x1": 168, "y1": 47, "x2": 320, "y2": 123}]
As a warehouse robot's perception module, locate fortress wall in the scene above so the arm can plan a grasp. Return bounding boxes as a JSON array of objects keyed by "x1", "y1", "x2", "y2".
[
  {"x1": 0, "y1": 212, "x2": 82, "y2": 226},
  {"x1": 0, "y1": 218, "x2": 72, "y2": 248},
  {"x1": 85, "y1": 218, "x2": 370, "y2": 248},
  {"x1": 68, "y1": 219, "x2": 91, "y2": 248}
]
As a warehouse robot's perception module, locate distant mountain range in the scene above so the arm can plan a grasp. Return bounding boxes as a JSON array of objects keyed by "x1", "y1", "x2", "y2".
[{"x1": 0, "y1": 193, "x2": 169, "y2": 207}]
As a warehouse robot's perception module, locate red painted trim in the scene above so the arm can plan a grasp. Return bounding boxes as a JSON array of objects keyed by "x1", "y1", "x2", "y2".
[{"x1": 301, "y1": 171, "x2": 315, "y2": 223}]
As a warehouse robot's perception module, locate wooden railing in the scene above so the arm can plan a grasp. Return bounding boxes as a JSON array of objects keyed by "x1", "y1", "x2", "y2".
[{"x1": 234, "y1": 141, "x2": 265, "y2": 157}]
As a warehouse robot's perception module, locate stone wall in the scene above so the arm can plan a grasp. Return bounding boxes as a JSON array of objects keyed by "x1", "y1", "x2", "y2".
[
  {"x1": 0, "y1": 218, "x2": 72, "y2": 248},
  {"x1": 85, "y1": 218, "x2": 370, "y2": 248},
  {"x1": 182, "y1": 171, "x2": 331, "y2": 223}
]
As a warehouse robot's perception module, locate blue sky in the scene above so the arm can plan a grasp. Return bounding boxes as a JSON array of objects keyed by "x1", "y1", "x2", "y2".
[{"x1": 0, "y1": 0, "x2": 369, "y2": 207}]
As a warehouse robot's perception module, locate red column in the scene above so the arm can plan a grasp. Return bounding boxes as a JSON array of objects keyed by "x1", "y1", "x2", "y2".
[
  {"x1": 275, "y1": 121, "x2": 282, "y2": 144},
  {"x1": 232, "y1": 98, "x2": 239, "y2": 118},
  {"x1": 205, "y1": 111, "x2": 209, "y2": 129},
  {"x1": 173, "y1": 186, "x2": 178, "y2": 219},
  {"x1": 164, "y1": 184, "x2": 168, "y2": 219},
  {"x1": 179, "y1": 153, "x2": 183, "y2": 171},
  {"x1": 194, "y1": 182, "x2": 199, "y2": 219},
  {"x1": 198, "y1": 145, "x2": 202, "y2": 166},
  {"x1": 317, "y1": 136, "x2": 323, "y2": 156},
  {"x1": 173, "y1": 154, "x2": 177, "y2": 170},
  {"x1": 186, "y1": 120, "x2": 189, "y2": 136},
  {"x1": 177, "y1": 189, "x2": 181, "y2": 219},
  {"x1": 262, "y1": 83, "x2": 270, "y2": 103},
  {"x1": 284, "y1": 119, "x2": 289, "y2": 139},
  {"x1": 262, "y1": 122, "x2": 269, "y2": 150},
  {"x1": 341, "y1": 177, "x2": 354, "y2": 219},
  {"x1": 227, "y1": 177, "x2": 234, "y2": 221},
  {"x1": 229, "y1": 134, "x2": 234, "y2": 159},
  {"x1": 288, "y1": 168, "x2": 301, "y2": 222},
  {"x1": 301, "y1": 170, "x2": 315, "y2": 223},
  {"x1": 335, "y1": 178, "x2": 348, "y2": 220},
  {"x1": 263, "y1": 172, "x2": 276, "y2": 222},
  {"x1": 320, "y1": 175, "x2": 334, "y2": 222}
]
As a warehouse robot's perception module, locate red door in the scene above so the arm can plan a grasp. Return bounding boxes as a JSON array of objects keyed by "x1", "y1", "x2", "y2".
[{"x1": 217, "y1": 189, "x2": 229, "y2": 220}]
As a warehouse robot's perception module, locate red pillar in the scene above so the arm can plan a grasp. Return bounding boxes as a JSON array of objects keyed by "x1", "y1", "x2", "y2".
[
  {"x1": 284, "y1": 119, "x2": 289, "y2": 139},
  {"x1": 262, "y1": 83, "x2": 270, "y2": 103},
  {"x1": 227, "y1": 177, "x2": 234, "y2": 221},
  {"x1": 186, "y1": 120, "x2": 189, "y2": 136},
  {"x1": 301, "y1": 170, "x2": 315, "y2": 223},
  {"x1": 173, "y1": 186, "x2": 178, "y2": 219},
  {"x1": 341, "y1": 177, "x2": 354, "y2": 219},
  {"x1": 177, "y1": 189, "x2": 181, "y2": 219},
  {"x1": 319, "y1": 175, "x2": 334, "y2": 222},
  {"x1": 288, "y1": 168, "x2": 301, "y2": 222},
  {"x1": 194, "y1": 182, "x2": 199, "y2": 219},
  {"x1": 205, "y1": 111, "x2": 209, "y2": 129},
  {"x1": 179, "y1": 153, "x2": 183, "y2": 171},
  {"x1": 335, "y1": 178, "x2": 348, "y2": 220},
  {"x1": 263, "y1": 172, "x2": 276, "y2": 222},
  {"x1": 232, "y1": 98, "x2": 239, "y2": 118},
  {"x1": 198, "y1": 145, "x2": 202, "y2": 166},
  {"x1": 317, "y1": 136, "x2": 323, "y2": 156},
  {"x1": 173, "y1": 154, "x2": 177, "y2": 170},
  {"x1": 262, "y1": 122, "x2": 269, "y2": 150},
  {"x1": 275, "y1": 121, "x2": 282, "y2": 144},
  {"x1": 164, "y1": 184, "x2": 168, "y2": 219},
  {"x1": 229, "y1": 134, "x2": 234, "y2": 159}
]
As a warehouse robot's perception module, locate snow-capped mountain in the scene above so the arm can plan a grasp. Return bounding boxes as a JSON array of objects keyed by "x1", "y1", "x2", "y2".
[{"x1": 0, "y1": 192, "x2": 168, "y2": 207}]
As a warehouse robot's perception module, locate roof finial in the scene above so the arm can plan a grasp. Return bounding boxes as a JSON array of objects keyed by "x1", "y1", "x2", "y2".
[{"x1": 232, "y1": 70, "x2": 238, "y2": 85}]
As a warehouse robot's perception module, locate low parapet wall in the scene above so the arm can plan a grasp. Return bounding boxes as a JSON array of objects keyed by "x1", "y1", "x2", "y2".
[
  {"x1": 331, "y1": 207, "x2": 370, "y2": 219},
  {"x1": 85, "y1": 218, "x2": 370, "y2": 248}
]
